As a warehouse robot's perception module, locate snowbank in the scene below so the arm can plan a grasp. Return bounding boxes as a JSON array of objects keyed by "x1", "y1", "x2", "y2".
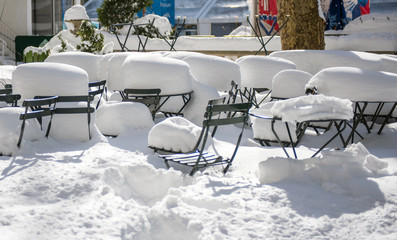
[
  {"x1": 183, "y1": 54, "x2": 241, "y2": 91},
  {"x1": 45, "y1": 52, "x2": 102, "y2": 82},
  {"x1": 237, "y1": 55, "x2": 296, "y2": 89},
  {"x1": 258, "y1": 143, "x2": 388, "y2": 195},
  {"x1": 306, "y1": 67, "x2": 397, "y2": 101}
]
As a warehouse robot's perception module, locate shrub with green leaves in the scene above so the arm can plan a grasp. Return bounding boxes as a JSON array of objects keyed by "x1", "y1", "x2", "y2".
[
  {"x1": 97, "y1": 0, "x2": 153, "y2": 31},
  {"x1": 76, "y1": 20, "x2": 105, "y2": 54}
]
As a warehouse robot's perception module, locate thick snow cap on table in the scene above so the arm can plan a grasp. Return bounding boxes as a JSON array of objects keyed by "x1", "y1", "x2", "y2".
[
  {"x1": 271, "y1": 94, "x2": 354, "y2": 123},
  {"x1": 271, "y1": 69, "x2": 313, "y2": 99},
  {"x1": 236, "y1": 55, "x2": 296, "y2": 89},
  {"x1": 270, "y1": 50, "x2": 397, "y2": 75},
  {"x1": 148, "y1": 116, "x2": 203, "y2": 153},
  {"x1": 45, "y1": 52, "x2": 102, "y2": 82},
  {"x1": 12, "y1": 62, "x2": 89, "y2": 101},
  {"x1": 183, "y1": 54, "x2": 241, "y2": 91},
  {"x1": 306, "y1": 67, "x2": 397, "y2": 102},
  {"x1": 122, "y1": 54, "x2": 193, "y2": 95},
  {"x1": 106, "y1": 52, "x2": 144, "y2": 91}
]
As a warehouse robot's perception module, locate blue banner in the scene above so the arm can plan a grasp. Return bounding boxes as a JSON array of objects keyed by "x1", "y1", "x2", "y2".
[{"x1": 140, "y1": 0, "x2": 175, "y2": 26}]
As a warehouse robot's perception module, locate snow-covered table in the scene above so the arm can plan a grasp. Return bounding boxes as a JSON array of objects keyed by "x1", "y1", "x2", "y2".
[
  {"x1": 121, "y1": 54, "x2": 194, "y2": 117},
  {"x1": 306, "y1": 67, "x2": 397, "y2": 142},
  {"x1": 249, "y1": 95, "x2": 353, "y2": 158}
]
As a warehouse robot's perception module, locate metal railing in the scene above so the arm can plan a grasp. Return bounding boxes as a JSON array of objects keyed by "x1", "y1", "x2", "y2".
[
  {"x1": 0, "y1": 20, "x2": 16, "y2": 57},
  {"x1": 0, "y1": 36, "x2": 6, "y2": 65}
]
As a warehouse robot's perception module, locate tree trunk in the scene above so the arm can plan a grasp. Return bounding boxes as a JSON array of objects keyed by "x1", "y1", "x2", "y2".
[{"x1": 277, "y1": 0, "x2": 326, "y2": 50}]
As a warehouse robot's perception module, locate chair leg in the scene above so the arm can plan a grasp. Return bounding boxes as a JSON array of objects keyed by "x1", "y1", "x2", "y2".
[{"x1": 17, "y1": 119, "x2": 27, "y2": 148}]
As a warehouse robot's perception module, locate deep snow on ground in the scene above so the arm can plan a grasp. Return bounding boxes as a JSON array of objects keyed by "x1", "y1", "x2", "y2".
[
  {"x1": 0, "y1": 4, "x2": 397, "y2": 239},
  {"x1": 0, "y1": 49, "x2": 397, "y2": 239}
]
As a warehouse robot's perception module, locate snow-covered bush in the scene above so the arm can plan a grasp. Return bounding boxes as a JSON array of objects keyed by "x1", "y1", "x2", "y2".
[{"x1": 97, "y1": 0, "x2": 153, "y2": 30}]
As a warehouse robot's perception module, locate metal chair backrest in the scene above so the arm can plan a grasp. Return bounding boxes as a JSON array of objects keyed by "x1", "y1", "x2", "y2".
[
  {"x1": 18, "y1": 96, "x2": 58, "y2": 148},
  {"x1": 89, "y1": 80, "x2": 107, "y2": 109}
]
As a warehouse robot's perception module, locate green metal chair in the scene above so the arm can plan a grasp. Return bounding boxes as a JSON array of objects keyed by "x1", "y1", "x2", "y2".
[
  {"x1": 157, "y1": 99, "x2": 252, "y2": 176},
  {"x1": 35, "y1": 95, "x2": 95, "y2": 139},
  {"x1": 89, "y1": 80, "x2": 107, "y2": 109},
  {"x1": 18, "y1": 96, "x2": 58, "y2": 148},
  {"x1": 122, "y1": 88, "x2": 161, "y2": 119},
  {"x1": 0, "y1": 84, "x2": 21, "y2": 107}
]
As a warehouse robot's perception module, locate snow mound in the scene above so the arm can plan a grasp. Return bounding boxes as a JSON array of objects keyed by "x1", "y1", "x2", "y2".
[
  {"x1": 122, "y1": 54, "x2": 193, "y2": 95},
  {"x1": 12, "y1": 62, "x2": 89, "y2": 101},
  {"x1": 306, "y1": 67, "x2": 397, "y2": 101},
  {"x1": 96, "y1": 102, "x2": 154, "y2": 136},
  {"x1": 237, "y1": 55, "x2": 296, "y2": 89},
  {"x1": 0, "y1": 107, "x2": 42, "y2": 155},
  {"x1": 258, "y1": 143, "x2": 388, "y2": 196},
  {"x1": 229, "y1": 25, "x2": 253, "y2": 36},
  {"x1": 271, "y1": 94, "x2": 353, "y2": 123},
  {"x1": 183, "y1": 54, "x2": 241, "y2": 91},
  {"x1": 148, "y1": 116, "x2": 202, "y2": 153},
  {"x1": 271, "y1": 69, "x2": 313, "y2": 99},
  {"x1": 270, "y1": 50, "x2": 397, "y2": 75},
  {"x1": 45, "y1": 52, "x2": 102, "y2": 82},
  {"x1": 104, "y1": 164, "x2": 187, "y2": 206}
]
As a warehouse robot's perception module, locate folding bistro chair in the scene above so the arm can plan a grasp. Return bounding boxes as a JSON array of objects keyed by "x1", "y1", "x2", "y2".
[
  {"x1": 89, "y1": 80, "x2": 107, "y2": 109},
  {"x1": 35, "y1": 95, "x2": 95, "y2": 140},
  {"x1": 17, "y1": 96, "x2": 58, "y2": 148},
  {"x1": 156, "y1": 99, "x2": 252, "y2": 176},
  {"x1": 121, "y1": 88, "x2": 161, "y2": 119},
  {"x1": 0, "y1": 84, "x2": 21, "y2": 107}
]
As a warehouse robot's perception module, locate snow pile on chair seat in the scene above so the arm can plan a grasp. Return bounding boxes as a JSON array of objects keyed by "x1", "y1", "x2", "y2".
[
  {"x1": 45, "y1": 52, "x2": 102, "y2": 82},
  {"x1": 122, "y1": 54, "x2": 193, "y2": 95},
  {"x1": 236, "y1": 55, "x2": 296, "y2": 89},
  {"x1": 250, "y1": 102, "x2": 297, "y2": 143},
  {"x1": 12, "y1": 62, "x2": 89, "y2": 101},
  {"x1": 96, "y1": 102, "x2": 154, "y2": 136},
  {"x1": 306, "y1": 67, "x2": 397, "y2": 102},
  {"x1": 270, "y1": 50, "x2": 397, "y2": 75},
  {"x1": 148, "y1": 116, "x2": 203, "y2": 153},
  {"x1": 183, "y1": 54, "x2": 241, "y2": 91},
  {"x1": 0, "y1": 107, "x2": 42, "y2": 155},
  {"x1": 271, "y1": 94, "x2": 353, "y2": 123},
  {"x1": 271, "y1": 69, "x2": 313, "y2": 99}
]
